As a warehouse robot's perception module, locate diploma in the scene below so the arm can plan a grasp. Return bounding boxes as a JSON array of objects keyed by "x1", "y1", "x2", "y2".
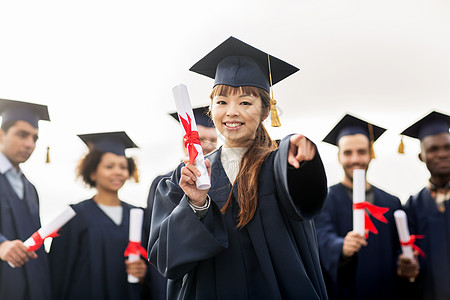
[
  {"x1": 24, "y1": 206, "x2": 76, "y2": 251},
  {"x1": 125, "y1": 208, "x2": 145, "y2": 283},
  {"x1": 394, "y1": 210, "x2": 414, "y2": 259},
  {"x1": 352, "y1": 169, "x2": 366, "y2": 236},
  {"x1": 172, "y1": 84, "x2": 211, "y2": 190}
]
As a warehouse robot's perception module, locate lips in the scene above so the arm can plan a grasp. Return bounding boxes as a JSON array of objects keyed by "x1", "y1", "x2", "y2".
[{"x1": 224, "y1": 122, "x2": 243, "y2": 129}]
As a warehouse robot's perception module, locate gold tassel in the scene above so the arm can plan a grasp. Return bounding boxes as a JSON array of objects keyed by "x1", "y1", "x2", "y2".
[
  {"x1": 133, "y1": 165, "x2": 139, "y2": 183},
  {"x1": 270, "y1": 98, "x2": 281, "y2": 127},
  {"x1": 267, "y1": 54, "x2": 281, "y2": 127},
  {"x1": 368, "y1": 124, "x2": 376, "y2": 159},
  {"x1": 398, "y1": 136, "x2": 405, "y2": 154},
  {"x1": 46, "y1": 146, "x2": 50, "y2": 163}
]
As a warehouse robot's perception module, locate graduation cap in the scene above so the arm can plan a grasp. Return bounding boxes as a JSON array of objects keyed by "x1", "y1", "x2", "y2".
[
  {"x1": 322, "y1": 114, "x2": 386, "y2": 158},
  {"x1": 398, "y1": 111, "x2": 450, "y2": 153},
  {"x1": 169, "y1": 105, "x2": 214, "y2": 128},
  {"x1": 77, "y1": 131, "x2": 138, "y2": 156},
  {"x1": 0, "y1": 98, "x2": 50, "y2": 128},
  {"x1": 189, "y1": 36, "x2": 299, "y2": 127}
]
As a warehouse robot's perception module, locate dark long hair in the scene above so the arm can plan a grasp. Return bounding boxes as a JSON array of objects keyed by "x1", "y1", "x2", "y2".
[{"x1": 210, "y1": 85, "x2": 277, "y2": 228}]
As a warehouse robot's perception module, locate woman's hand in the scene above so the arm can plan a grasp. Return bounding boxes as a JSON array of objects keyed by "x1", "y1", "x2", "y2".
[
  {"x1": 125, "y1": 258, "x2": 148, "y2": 280},
  {"x1": 288, "y1": 134, "x2": 316, "y2": 168},
  {"x1": 179, "y1": 158, "x2": 211, "y2": 206}
]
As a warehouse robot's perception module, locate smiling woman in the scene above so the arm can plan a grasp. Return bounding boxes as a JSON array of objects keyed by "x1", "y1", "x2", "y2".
[{"x1": 48, "y1": 131, "x2": 149, "y2": 300}]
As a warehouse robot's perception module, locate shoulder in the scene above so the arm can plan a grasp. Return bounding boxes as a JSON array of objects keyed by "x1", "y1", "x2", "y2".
[{"x1": 372, "y1": 186, "x2": 402, "y2": 207}]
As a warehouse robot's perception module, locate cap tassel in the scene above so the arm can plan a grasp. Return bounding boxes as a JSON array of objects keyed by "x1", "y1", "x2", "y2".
[
  {"x1": 133, "y1": 165, "x2": 139, "y2": 183},
  {"x1": 267, "y1": 54, "x2": 281, "y2": 127},
  {"x1": 46, "y1": 146, "x2": 50, "y2": 163},
  {"x1": 398, "y1": 135, "x2": 405, "y2": 154},
  {"x1": 368, "y1": 124, "x2": 376, "y2": 159},
  {"x1": 270, "y1": 99, "x2": 281, "y2": 127}
]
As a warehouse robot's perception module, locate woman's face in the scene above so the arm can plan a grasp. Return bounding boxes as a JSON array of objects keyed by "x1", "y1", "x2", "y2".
[
  {"x1": 211, "y1": 90, "x2": 264, "y2": 148},
  {"x1": 90, "y1": 152, "x2": 129, "y2": 193}
]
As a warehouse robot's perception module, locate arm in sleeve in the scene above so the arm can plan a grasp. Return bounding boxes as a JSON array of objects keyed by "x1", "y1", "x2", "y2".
[{"x1": 147, "y1": 164, "x2": 228, "y2": 280}]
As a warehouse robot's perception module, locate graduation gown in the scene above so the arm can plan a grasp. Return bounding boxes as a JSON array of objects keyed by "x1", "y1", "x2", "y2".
[
  {"x1": 315, "y1": 183, "x2": 403, "y2": 300},
  {"x1": 148, "y1": 136, "x2": 329, "y2": 300},
  {"x1": 404, "y1": 188, "x2": 450, "y2": 300},
  {"x1": 145, "y1": 172, "x2": 172, "y2": 300},
  {"x1": 49, "y1": 199, "x2": 146, "y2": 300},
  {"x1": 0, "y1": 173, "x2": 51, "y2": 300}
]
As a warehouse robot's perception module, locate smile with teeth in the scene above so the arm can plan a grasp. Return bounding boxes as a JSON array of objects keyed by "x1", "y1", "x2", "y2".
[{"x1": 225, "y1": 122, "x2": 243, "y2": 128}]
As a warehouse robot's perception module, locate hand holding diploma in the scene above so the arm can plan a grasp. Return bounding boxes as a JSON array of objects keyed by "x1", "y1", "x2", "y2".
[
  {"x1": 0, "y1": 240, "x2": 37, "y2": 268},
  {"x1": 394, "y1": 210, "x2": 422, "y2": 281},
  {"x1": 173, "y1": 84, "x2": 211, "y2": 191},
  {"x1": 124, "y1": 208, "x2": 148, "y2": 283}
]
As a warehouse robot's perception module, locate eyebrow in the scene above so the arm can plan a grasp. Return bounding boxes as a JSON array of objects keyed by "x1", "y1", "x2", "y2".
[{"x1": 239, "y1": 94, "x2": 255, "y2": 98}]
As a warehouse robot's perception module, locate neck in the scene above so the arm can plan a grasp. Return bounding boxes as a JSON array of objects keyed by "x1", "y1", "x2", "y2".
[
  {"x1": 429, "y1": 175, "x2": 450, "y2": 188},
  {"x1": 93, "y1": 189, "x2": 120, "y2": 206}
]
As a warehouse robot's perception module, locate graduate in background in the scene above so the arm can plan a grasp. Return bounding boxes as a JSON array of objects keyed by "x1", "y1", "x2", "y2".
[
  {"x1": 145, "y1": 106, "x2": 217, "y2": 300},
  {"x1": 315, "y1": 114, "x2": 418, "y2": 300},
  {"x1": 148, "y1": 36, "x2": 328, "y2": 299},
  {"x1": 0, "y1": 99, "x2": 51, "y2": 300},
  {"x1": 401, "y1": 111, "x2": 450, "y2": 300},
  {"x1": 49, "y1": 131, "x2": 148, "y2": 300}
]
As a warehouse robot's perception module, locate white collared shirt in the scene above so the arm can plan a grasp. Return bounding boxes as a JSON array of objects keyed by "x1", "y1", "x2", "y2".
[{"x1": 0, "y1": 152, "x2": 24, "y2": 200}]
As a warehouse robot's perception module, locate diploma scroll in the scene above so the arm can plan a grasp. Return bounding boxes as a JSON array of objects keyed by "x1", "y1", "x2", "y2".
[
  {"x1": 127, "y1": 208, "x2": 144, "y2": 283},
  {"x1": 352, "y1": 169, "x2": 365, "y2": 236},
  {"x1": 24, "y1": 206, "x2": 76, "y2": 251},
  {"x1": 172, "y1": 84, "x2": 211, "y2": 190},
  {"x1": 394, "y1": 210, "x2": 414, "y2": 259}
]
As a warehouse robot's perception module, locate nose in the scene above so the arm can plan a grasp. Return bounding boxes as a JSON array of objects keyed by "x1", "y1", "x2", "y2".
[{"x1": 226, "y1": 102, "x2": 240, "y2": 117}]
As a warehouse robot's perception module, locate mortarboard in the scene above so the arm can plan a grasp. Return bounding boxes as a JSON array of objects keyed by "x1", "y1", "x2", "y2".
[
  {"x1": 0, "y1": 98, "x2": 50, "y2": 128},
  {"x1": 189, "y1": 36, "x2": 299, "y2": 127},
  {"x1": 398, "y1": 111, "x2": 450, "y2": 153},
  {"x1": 323, "y1": 114, "x2": 386, "y2": 158},
  {"x1": 169, "y1": 105, "x2": 214, "y2": 128},
  {"x1": 77, "y1": 131, "x2": 138, "y2": 156}
]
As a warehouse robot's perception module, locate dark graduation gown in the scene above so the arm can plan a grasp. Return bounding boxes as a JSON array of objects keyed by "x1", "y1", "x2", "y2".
[
  {"x1": 148, "y1": 136, "x2": 329, "y2": 300},
  {"x1": 315, "y1": 183, "x2": 403, "y2": 300},
  {"x1": 0, "y1": 173, "x2": 51, "y2": 300},
  {"x1": 49, "y1": 199, "x2": 146, "y2": 300},
  {"x1": 404, "y1": 188, "x2": 450, "y2": 300},
  {"x1": 145, "y1": 172, "x2": 172, "y2": 300}
]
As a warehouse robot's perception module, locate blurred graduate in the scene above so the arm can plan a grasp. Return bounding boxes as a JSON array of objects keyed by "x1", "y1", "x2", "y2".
[
  {"x1": 0, "y1": 99, "x2": 51, "y2": 300},
  {"x1": 401, "y1": 111, "x2": 450, "y2": 299},
  {"x1": 315, "y1": 114, "x2": 418, "y2": 300},
  {"x1": 147, "y1": 36, "x2": 328, "y2": 299},
  {"x1": 48, "y1": 131, "x2": 148, "y2": 300},
  {"x1": 145, "y1": 106, "x2": 217, "y2": 300}
]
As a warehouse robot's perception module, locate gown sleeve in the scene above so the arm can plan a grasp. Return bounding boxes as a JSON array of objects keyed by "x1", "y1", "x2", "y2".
[
  {"x1": 147, "y1": 165, "x2": 228, "y2": 280},
  {"x1": 274, "y1": 135, "x2": 328, "y2": 221}
]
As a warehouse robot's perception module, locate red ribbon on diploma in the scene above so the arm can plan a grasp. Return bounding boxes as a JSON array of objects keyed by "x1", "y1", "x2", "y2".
[
  {"x1": 400, "y1": 235, "x2": 426, "y2": 258},
  {"x1": 353, "y1": 202, "x2": 389, "y2": 237},
  {"x1": 124, "y1": 241, "x2": 148, "y2": 260},
  {"x1": 27, "y1": 231, "x2": 59, "y2": 252},
  {"x1": 179, "y1": 114, "x2": 201, "y2": 164}
]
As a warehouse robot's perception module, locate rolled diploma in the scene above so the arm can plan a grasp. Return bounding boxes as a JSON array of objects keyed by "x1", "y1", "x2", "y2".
[
  {"x1": 8, "y1": 206, "x2": 77, "y2": 268},
  {"x1": 128, "y1": 208, "x2": 144, "y2": 283},
  {"x1": 172, "y1": 84, "x2": 211, "y2": 190},
  {"x1": 353, "y1": 169, "x2": 365, "y2": 236},
  {"x1": 394, "y1": 210, "x2": 414, "y2": 259},
  {"x1": 24, "y1": 206, "x2": 76, "y2": 250}
]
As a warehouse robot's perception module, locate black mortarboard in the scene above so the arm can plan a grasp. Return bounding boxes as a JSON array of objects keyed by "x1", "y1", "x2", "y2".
[
  {"x1": 189, "y1": 36, "x2": 299, "y2": 93},
  {"x1": 323, "y1": 114, "x2": 386, "y2": 157},
  {"x1": 0, "y1": 99, "x2": 50, "y2": 128},
  {"x1": 169, "y1": 105, "x2": 214, "y2": 128},
  {"x1": 77, "y1": 131, "x2": 138, "y2": 156},
  {"x1": 400, "y1": 111, "x2": 450, "y2": 141}
]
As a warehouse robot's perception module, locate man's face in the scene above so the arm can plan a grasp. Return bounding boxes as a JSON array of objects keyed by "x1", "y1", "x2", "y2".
[
  {"x1": 0, "y1": 120, "x2": 39, "y2": 167},
  {"x1": 197, "y1": 125, "x2": 217, "y2": 155},
  {"x1": 419, "y1": 132, "x2": 450, "y2": 178},
  {"x1": 337, "y1": 134, "x2": 372, "y2": 181}
]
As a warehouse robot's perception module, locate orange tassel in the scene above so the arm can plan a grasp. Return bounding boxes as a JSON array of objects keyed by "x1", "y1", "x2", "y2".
[{"x1": 46, "y1": 146, "x2": 50, "y2": 163}]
